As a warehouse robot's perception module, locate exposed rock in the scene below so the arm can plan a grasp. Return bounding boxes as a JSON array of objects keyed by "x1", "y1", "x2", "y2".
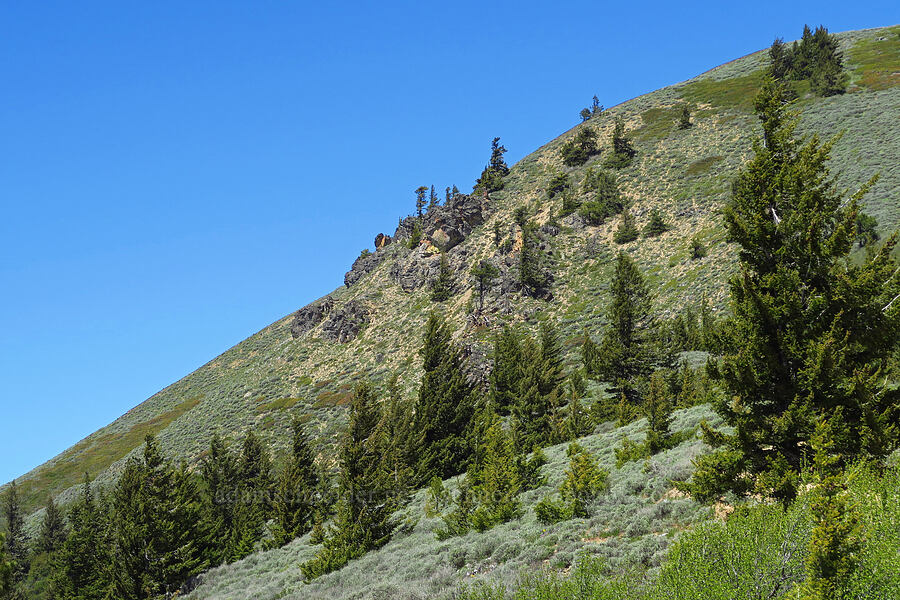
[
  {"x1": 290, "y1": 297, "x2": 335, "y2": 339},
  {"x1": 344, "y1": 250, "x2": 386, "y2": 287},
  {"x1": 375, "y1": 233, "x2": 392, "y2": 249},
  {"x1": 561, "y1": 212, "x2": 586, "y2": 231},
  {"x1": 389, "y1": 244, "x2": 469, "y2": 293},
  {"x1": 321, "y1": 300, "x2": 371, "y2": 343},
  {"x1": 393, "y1": 193, "x2": 485, "y2": 251},
  {"x1": 540, "y1": 223, "x2": 560, "y2": 237}
]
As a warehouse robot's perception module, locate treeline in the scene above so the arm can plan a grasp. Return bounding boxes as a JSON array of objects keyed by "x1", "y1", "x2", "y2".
[{"x1": 769, "y1": 24, "x2": 846, "y2": 96}]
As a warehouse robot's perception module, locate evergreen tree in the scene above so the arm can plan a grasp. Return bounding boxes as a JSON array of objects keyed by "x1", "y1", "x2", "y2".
[
  {"x1": 519, "y1": 223, "x2": 551, "y2": 296},
  {"x1": 597, "y1": 252, "x2": 656, "y2": 401},
  {"x1": 546, "y1": 173, "x2": 569, "y2": 199},
  {"x1": 430, "y1": 253, "x2": 454, "y2": 302},
  {"x1": 643, "y1": 209, "x2": 669, "y2": 238},
  {"x1": 690, "y1": 235, "x2": 706, "y2": 259},
  {"x1": 372, "y1": 375, "x2": 416, "y2": 496},
  {"x1": 809, "y1": 25, "x2": 846, "y2": 96},
  {"x1": 36, "y1": 496, "x2": 67, "y2": 556},
  {"x1": 474, "y1": 138, "x2": 509, "y2": 194},
  {"x1": 538, "y1": 322, "x2": 565, "y2": 402},
  {"x1": 428, "y1": 184, "x2": 439, "y2": 209},
  {"x1": 612, "y1": 210, "x2": 639, "y2": 244},
  {"x1": 445, "y1": 186, "x2": 451, "y2": 203},
  {"x1": 582, "y1": 331, "x2": 601, "y2": 378},
  {"x1": 1, "y1": 480, "x2": 26, "y2": 583},
  {"x1": 492, "y1": 221, "x2": 503, "y2": 248},
  {"x1": 579, "y1": 108, "x2": 592, "y2": 122},
  {"x1": 561, "y1": 127, "x2": 600, "y2": 166},
  {"x1": 768, "y1": 37, "x2": 792, "y2": 80},
  {"x1": 470, "y1": 260, "x2": 499, "y2": 311},
  {"x1": 683, "y1": 78, "x2": 900, "y2": 504},
  {"x1": 0, "y1": 534, "x2": 10, "y2": 599},
  {"x1": 469, "y1": 414, "x2": 522, "y2": 532},
  {"x1": 677, "y1": 104, "x2": 692, "y2": 129},
  {"x1": 414, "y1": 186, "x2": 428, "y2": 218},
  {"x1": 578, "y1": 168, "x2": 623, "y2": 225},
  {"x1": 644, "y1": 371, "x2": 673, "y2": 455},
  {"x1": 200, "y1": 433, "x2": 238, "y2": 565},
  {"x1": 407, "y1": 220, "x2": 423, "y2": 249},
  {"x1": 301, "y1": 383, "x2": 397, "y2": 579},
  {"x1": 591, "y1": 95, "x2": 603, "y2": 116},
  {"x1": 51, "y1": 476, "x2": 108, "y2": 600},
  {"x1": 489, "y1": 326, "x2": 524, "y2": 414},
  {"x1": 414, "y1": 313, "x2": 476, "y2": 481},
  {"x1": 604, "y1": 117, "x2": 636, "y2": 168},
  {"x1": 512, "y1": 337, "x2": 551, "y2": 449},
  {"x1": 270, "y1": 417, "x2": 320, "y2": 548}
]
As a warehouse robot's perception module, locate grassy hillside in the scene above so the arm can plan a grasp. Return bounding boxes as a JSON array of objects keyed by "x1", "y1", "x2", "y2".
[{"x1": 7, "y1": 23, "x2": 900, "y2": 528}]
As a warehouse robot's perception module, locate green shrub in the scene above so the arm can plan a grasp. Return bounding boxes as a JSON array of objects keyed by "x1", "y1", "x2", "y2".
[
  {"x1": 643, "y1": 209, "x2": 669, "y2": 238},
  {"x1": 613, "y1": 211, "x2": 639, "y2": 244},
  {"x1": 561, "y1": 128, "x2": 600, "y2": 166}
]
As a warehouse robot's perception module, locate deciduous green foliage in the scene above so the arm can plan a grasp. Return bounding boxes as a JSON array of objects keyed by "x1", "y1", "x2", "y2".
[
  {"x1": 52, "y1": 476, "x2": 108, "y2": 600},
  {"x1": 561, "y1": 127, "x2": 600, "y2": 166},
  {"x1": 470, "y1": 260, "x2": 499, "y2": 311},
  {"x1": 431, "y1": 253, "x2": 454, "y2": 302},
  {"x1": 604, "y1": 117, "x2": 636, "y2": 168},
  {"x1": 612, "y1": 210, "x2": 639, "y2": 244},
  {"x1": 270, "y1": 417, "x2": 319, "y2": 548},
  {"x1": 301, "y1": 383, "x2": 397, "y2": 580},
  {"x1": 414, "y1": 313, "x2": 476, "y2": 482},
  {"x1": 474, "y1": 137, "x2": 509, "y2": 194},
  {"x1": 643, "y1": 209, "x2": 669, "y2": 238},
  {"x1": 684, "y1": 78, "x2": 900, "y2": 504}
]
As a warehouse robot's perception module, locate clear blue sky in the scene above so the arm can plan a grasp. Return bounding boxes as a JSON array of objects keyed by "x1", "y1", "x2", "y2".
[{"x1": 1, "y1": 2, "x2": 895, "y2": 484}]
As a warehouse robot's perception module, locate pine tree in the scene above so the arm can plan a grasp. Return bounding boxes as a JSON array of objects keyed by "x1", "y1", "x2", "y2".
[
  {"x1": 768, "y1": 37, "x2": 792, "y2": 80},
  {"x1": 0, "y1": 533, "x2": 11, "y2": 599},
  {"x1": 36, "y1": 495, "x2": 67, "y2": 555},
  {"x1": 492, "y1": 221, "x2": 503, "y2": 248},
  {"x1": 415, "y1": 185, "x2": 428, "y2": 218},
  {"x1": 474, "y1": 138, "x2": 509, "y2": 194},
  {"x1": 683, "y1": 78, "x2": 900, "y2": 504},
  {"x1": 560, "y1": 443, "x2": 608, "y2": 518},
  {"x1": 372, "y1": 375, "x2": 416, "y2": 496},
  {"x1": 430, "y1": 253, "x2": 454, "y2": 302},
  {"x1": 581, "y1": 331, "x2": 601, "y2": 378},
  {"x1": 597, "y1": 252, "x2": 656, "y2": 401},
  {"x1": 489, "y1": 326, "x2": 523, "y2": 414},
  {"x1": 301, "y1": 382, "x2": 397, "y2": 579},
  {"x1": 229, "y1": 430, "x2": 273, "y2": 558},
  {"x1": 579, "y1": 168, "x2": 623, "y2": 225},
  {"x1": 469, "y1": 415, "x2": 522, "y2": 531},
  {"x1": 512, "y1": 337, "x2": 551, "y2": 449},
  {"x1": 51, "y1": 476, "x2": 108, "y2": 600},
  {"x1": 429, "y1": 184, "x2": 439, "y2": 209},
  {"x1": 690, "y1": 235, "x2": 706, "y2": 259},
  {"x1": 519, "y1": 223, "x2": 551, "y2": 296},
  {"x1": 604, "y1": 117, "x2": 636, "y2": 168},
  {"x1": 470, "y1": 260, "x2": 499, "y2": 311},
  {"x1": 677, "y1": 104, "x2": 692, "y2": 129},
  {"x1": 414, "y1": 313, "x2": 476, "y2": 482},
  {"x1": 644, "y1": 371, "x2": 673, "y2": 455},
  {"x1": 270, "y1": 417, "x2": 320, "y2": 548},
  {"x1": 612, "y1": 210, "x2": 639, "y2": 244},
  {"x1": 538, "y1": 322, "x2": 565, "y2": 401},
  {"x1": 591, "y1": 95, "x2": 603, "y2": 116},
  {"x1": 643, "y1": 209, "x2": 669, "y2": 238},
  {"x1": 200, "y1": 433, "x2": 238, "y2": 565},
  {"x1": 1, "y1": 480, "x2": 26, "y2": 583},
  {"x1": 561, "y1": 127, "x2": 600, "y2": 166}
]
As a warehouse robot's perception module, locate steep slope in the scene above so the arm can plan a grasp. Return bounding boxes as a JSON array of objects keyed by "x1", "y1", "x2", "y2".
[{"x1": 7, "y1": 24, "x2": 900, "y2": 521}]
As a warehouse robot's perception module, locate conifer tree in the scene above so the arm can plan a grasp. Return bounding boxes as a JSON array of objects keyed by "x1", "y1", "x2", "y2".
[
  {"x1": 474, "y1": 138, "x2": 509, "y2": 194},
  {"x1": 270, "y1": 417, "x2": 320, "y2": 548},
  {"x1": 683, "y1": 78, "x2": 900, "y2": 504},
  {"x1": 372, "y1": 375, "x2": 416, "y2": 496},
  {"x1": 643, "y1": 208, "x2": 669, "y2": 238},
  {"x1": 512, "y1": 337, "x2": 551, "y2": 449},
  {"x1": 414, "y1": 313, "x2": 476, "y2": 481},
  {"x1": 430, "y1": 253, "x2": 454, "y2": 302},
  {"x1": 581, "y1": 330, "x2": 601, "y2": 378},
  {"x1": 519, "y1": 223, "x2": 551, "y2": 295},
  {"x1": 470, "y1": 260, "x2": 499, "y2": 311},
  {"x1": 538, "y1": 322, "x2": 565, "y2": 401},
  {"x1": 644, "y1": 371, "x2": 673, "y2": 455},
  {"x1": 561, "y1": 127, "x2": 600, "y2": 166},
  {"x1": 768, "y1": 37, "x2": 792, "y2": 80},
  {"x1": 1, "y1": 480, "x2": 26, "y2": 583},
  {"x1": 604, "y1": 117, "x2": 636, "y2": 168},
  {"x1": 0, "y1": 533, "x2": 10, "y2": 599},
  {"x1": 301, "y1": 383, "x2": 396, "y2": 579},
  {"x1": 429, "y1": 184, "x2": 439, "y2": 209},
  {"x1": 612, "y1": 210, "x2": 639, "y2": 244},
  {"x1": 36, "y1": 495, "x2": 67, "y2": 555},
  {"x1": 597, "y1": 252, "x2": 656, "y2": 401},
  {"x1": 677, "y1": 104, "x2": 692, "y2": 129},
  {"x1": 469, "y1": 415, "x2": 522, "y2": 531},
  {"x1": 52, "y1": 475, "x2": 108, "y2": 600},
  {"x1": 200, "y1": 433, "x2": 238, "y2": 565},
  {"x1": 415, "y1": 185, "x2": 428, "y2": 218},
  {"x1": 489, "y1": 326, "x2": 523, "y2": 414}
]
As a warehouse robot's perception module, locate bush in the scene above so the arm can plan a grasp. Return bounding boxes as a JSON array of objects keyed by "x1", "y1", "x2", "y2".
[
  {"x1": 546, "y1": 173, "x2": 569, "y2": 199},
  {"x1": 689, "y1": 236, "x2": 706, "y2": 259},
  {"x1": 613, "y1": 211, "x2": 639, "y2": 244},
  {"x1": 561, "y1": 128, "x2": 600, "y2": 166},
  {"x1": 643, "y1": 209, "x2": 669, "y2": 238}
]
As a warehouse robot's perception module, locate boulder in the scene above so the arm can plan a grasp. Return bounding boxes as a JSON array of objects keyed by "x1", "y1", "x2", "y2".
[
  {"x1": 290, "y1": 297, "x2": 335, "y2": 339},
  {"x1": 344, "y1": 250, "x2": 386, "y2": 287},
  {"x1": 321, "y1": 300, "x2": 371, "y2": 343},
  {"x1": 375, "y1": 233, "x2": 393, "y2": 249}
]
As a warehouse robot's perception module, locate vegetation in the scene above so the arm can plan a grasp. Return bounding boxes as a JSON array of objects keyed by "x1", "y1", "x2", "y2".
[
  {"x1": 560, "y1": 128, "x2": 600, "y2": 166},
  {"x1": 475, "y1": 137, "x2": 510, "y2": 194},
  {"x1": 603, "y1": 118, "x2": 636, "y2": 168},
  {"x1": 431, "y1": 253, "x2": 455, "y2": 302},
  {"x1": 612, "y1": 210, "x2": 639, "y2": 244},
  {"x1": 768, "y1": 25, "x2": 847, "y2": 96},
  {"x1": 642, "y1": 209, "x2": 669, "y2": 238}
]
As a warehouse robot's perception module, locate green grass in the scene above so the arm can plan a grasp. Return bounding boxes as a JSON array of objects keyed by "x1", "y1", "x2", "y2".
[
  {"x1": 848, "y1": 26, "x2": 900, "y2": 90},
  {"x1": 685, "y1": 155, "x2": 724, "y2": 176},
  {"x1": 678, "y1": 69, "x2": 764, "y2": 111}
]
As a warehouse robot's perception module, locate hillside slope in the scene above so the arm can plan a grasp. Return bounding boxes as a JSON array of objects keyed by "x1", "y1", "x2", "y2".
[{"x1": 7, "y1": 24, "x2": 900, "y2": 523}]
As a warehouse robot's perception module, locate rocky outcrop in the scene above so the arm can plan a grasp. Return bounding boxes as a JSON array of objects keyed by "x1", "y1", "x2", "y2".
[
  {"x1": 344, "y1": 250, "x2": 387, "y2": 287},
  {"x1": 389, "y1": 245, "x2": 470, "y2": 292},
  {"x1": 375, "y1": 233, "x2": 392, "y2": 249},
  {"x1": 290, "y1": 297, "x2": 335, "y2": 339},
  {"x1": 394, "y1": 193, "x2": 485, "y2": 251},
  {"x1": 321, "y1": 300, "x2": 371, "y2": 343}
]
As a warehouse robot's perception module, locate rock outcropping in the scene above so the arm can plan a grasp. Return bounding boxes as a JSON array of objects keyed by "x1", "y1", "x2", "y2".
[
  {"x1": 321, "y1": 300, "x2": 371, "y2": 343},
  {"x1": 289, "y1": 297, "x2": 335, "y2": 339}
]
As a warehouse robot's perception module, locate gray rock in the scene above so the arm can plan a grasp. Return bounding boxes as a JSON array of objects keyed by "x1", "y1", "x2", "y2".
[
  {"x1": 321, "y1": 300, "x2": 371, "y2": 343},
  {"x1": 290, "y1": 297, "x2": 335, "y2": 339},
  {"x1": 393, "y1": 193, "x2": 485, "y2": 251},
  {"x1": 344, "y1": 250, "x2": 386, "y2": 287}
]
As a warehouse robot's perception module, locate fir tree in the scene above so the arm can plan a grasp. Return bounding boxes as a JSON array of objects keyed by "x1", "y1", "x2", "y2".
[
  {"x1": 581, "y1": 331, "x2": 601, "y2": 378},
  {"x1": 689, "y1": 235, "x2": 706, "y2": 259},
  {"x1": 430, "y1": 253, "x2": 454, "y2": 302},
  {"x1": 643, "y1": 208, "x2": 669, "y2": 238},
  {"x1": 36, "y1": 495, "x2": 67, "y2": 555},
  {"x1": 612, "y1": 210, "x2": 639, "y2": 244},
  {"x1": 644, "y1": 371, "x2": 673, "y2": 455},
  {"x1": 492, "y1": 221, "x2": 503, "y2": 248},
  {"x1": 301, "y1": 382, "x2": 397, "y2": 579},
  {"x1": 768, "y1": 37, "x2": 792, "y2": 80},
  {"x1": 270, "y1": 417, "x2": 320, "y2": 548},
  {"x1": 372, "y1": 375, "x2": 416, "y2": 496},
  {"x1": 560, "y1": 443, "x2": 608, "y2": 518},
  {"x1": 591, "y1": 95, "x2": 603, "y2": 116},
  {"x1": 415, "y1": 185, "x2": 428, "y2": 218},
  {"x1": 604, "y1": 117, "x2": 636, "y2": 168},
  {"x1": 561, "y1": 127, "x2": 600, "y2": 166},
  {"x1": 1, "y1": 480, "x2": 26, "y2": 583},
  {"x1": 407, "y1": 219, "x2": 423, "y2": 249},
  {"x1": 0, "y1": 533, "x2": 10, "y2": 599},
  {"x1": 474, "y1": 138, "x2": 509, "y2": 194},
  {"x1": 51, "y1": 476, "x2": 108, "y2": 600},
  {"x1": 579, "y1": 107, "x2": 592, "y2": 122},
  {"x1": 538, "y1": 322, "x2": 565, "y2": 402},
  {"x1": 597, "y1": 252, "x2": 657, "y2": 401},
  {"x1": 546, "y1": 173, "x2": 569, "y2": 199},
  {"x1": 519, "y1": 223, "x2": 551, "y2": 296},
  {"x1": 677, "y1": 104, "x2": 692, "y2": 129},
  {"x1": 470, "y1": 260, "x2": 499, "y2": 311},
  {"x1": 578, "y1": 168, "x2": 623, "y2": 225},
  {"x1": 512, "y1": 337, "x2": 552, "y2": 449},
  {"x1": 414, "y1": 313, "x2": 476, "y2": 481},
  {"x1": 200, "y1": 433, "x2": 238, "y2": 565},
  {"x1": 428, "y1": 184, "x2": 439, "y2": 209},
  {"x1": 469, "y1": 414, "x2": 522, "y2": 532},
  {"x1": 489, "y1": 326, "x2": 523, "y2": 414},
  {"x1": 683, "y1": 78, "x2": 900, "y2": 504}
]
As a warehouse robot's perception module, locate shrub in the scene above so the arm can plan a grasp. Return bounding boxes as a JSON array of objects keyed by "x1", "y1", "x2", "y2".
[
  {"x1": 546, "y1": 173, "x2": 569, "y2": 199},
  {"x1": 561, "y1": 128, "x2": 600, "y2": 166},
  {"x1": 643, "y1": 209, "x2": 669, "y2": 238},
  {"x1": 689, "y1": 236, "x2": 706, "y2": 259},
  {"x1": 612, "y1": 211, "x2": 639, "y2": 244}
]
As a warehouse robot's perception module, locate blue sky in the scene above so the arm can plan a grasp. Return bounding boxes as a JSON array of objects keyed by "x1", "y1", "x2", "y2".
[{"x1": 0, "y1": 2, "x2": 896, "y2": 484}]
